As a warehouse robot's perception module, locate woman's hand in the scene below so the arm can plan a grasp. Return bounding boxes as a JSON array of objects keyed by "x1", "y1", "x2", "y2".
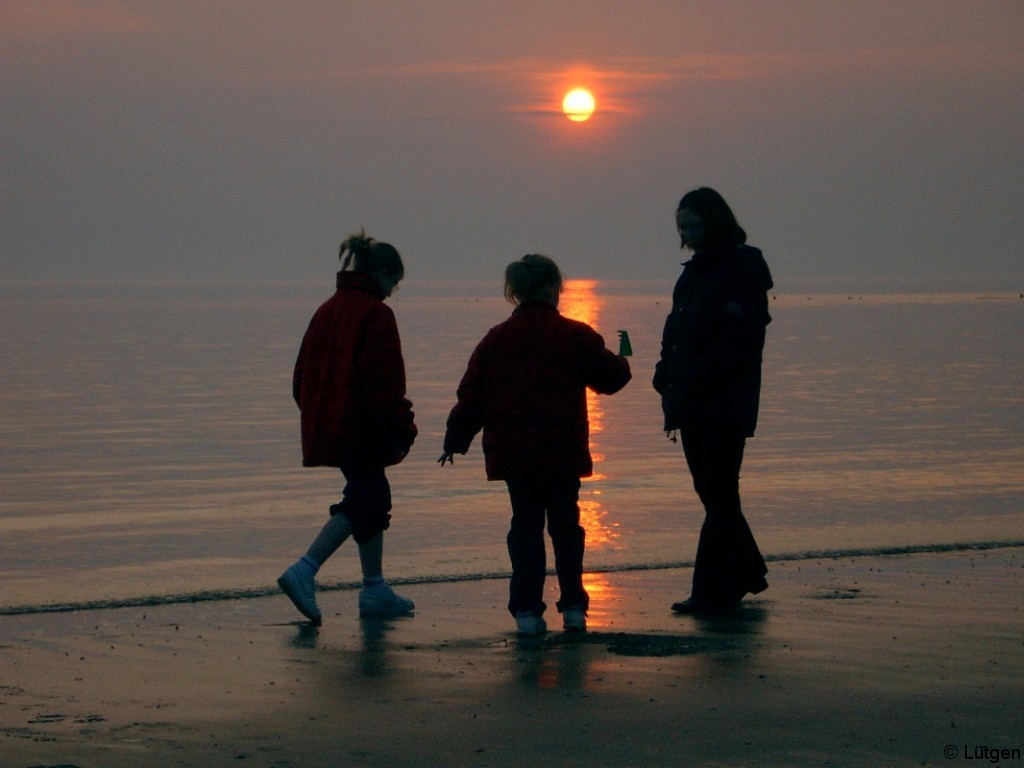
[{"x1": 437, "y1": 451, "x2": 455, "y2": 466}]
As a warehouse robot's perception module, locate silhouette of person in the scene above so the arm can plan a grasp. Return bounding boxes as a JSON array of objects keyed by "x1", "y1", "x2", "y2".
[
  {"x1": 278, "y1": 231, "x2": 417, "y2": 624},
  {"x1": 653, "y1": 188, "x2": 771, "y2": 613},
  {"x1": 439, "y1": 254, "x2": 631, "y2": 636}
]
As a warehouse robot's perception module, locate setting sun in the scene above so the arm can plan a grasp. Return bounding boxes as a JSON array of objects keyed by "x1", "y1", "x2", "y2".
[{"x1": 562, "y1": 88, "x2": 596, "y2": 122}]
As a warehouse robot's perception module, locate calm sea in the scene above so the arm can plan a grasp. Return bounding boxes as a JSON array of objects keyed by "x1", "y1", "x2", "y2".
[{"x1": 1, "y1": 279, "x2": 1022, "y2": 613}]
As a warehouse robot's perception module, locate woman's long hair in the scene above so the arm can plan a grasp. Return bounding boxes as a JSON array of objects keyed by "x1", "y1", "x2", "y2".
[{"x1": 677, "y1": 187, "x2": 747, "y2": 249}]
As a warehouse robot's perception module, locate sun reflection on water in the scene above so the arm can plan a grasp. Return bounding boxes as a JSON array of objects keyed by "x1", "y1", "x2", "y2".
[{"x1": 560, "y1": 280, "x2": 620, "y2": 550}]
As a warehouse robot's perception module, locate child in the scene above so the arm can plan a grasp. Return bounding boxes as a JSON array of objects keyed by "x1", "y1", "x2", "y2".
[
  {"x1": 439, "y1": 254, "x2": 631, "y2": 636},
  {"x1": 278, "y1": 231, "x2": 417, "y2": 624}
]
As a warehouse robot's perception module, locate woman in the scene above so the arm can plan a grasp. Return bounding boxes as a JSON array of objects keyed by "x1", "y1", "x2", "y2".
[{"x1": 653, "y1": 187, "x2": 772, "y2": 613}]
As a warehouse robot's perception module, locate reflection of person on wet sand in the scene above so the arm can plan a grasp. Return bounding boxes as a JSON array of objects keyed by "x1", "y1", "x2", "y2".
[
  {"x1": 653, "y1": 188, "x2": 772, "y2": 614},
  {"x1": 439, "y1": 254, "x2": 632, "y2": 637}
]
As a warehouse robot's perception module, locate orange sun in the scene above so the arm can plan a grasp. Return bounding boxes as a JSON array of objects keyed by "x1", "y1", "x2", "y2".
[{"x1": 562, "y1": 88, "x2": 596, "y2": 122}]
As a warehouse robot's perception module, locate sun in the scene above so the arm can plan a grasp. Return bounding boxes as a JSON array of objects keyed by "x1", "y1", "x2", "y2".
[{"x1": 562, "y1": 88, "x2": 596, "y2": 122}]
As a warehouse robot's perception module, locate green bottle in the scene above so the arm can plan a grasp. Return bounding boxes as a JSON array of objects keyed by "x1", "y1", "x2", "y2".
[{"x1": 617, "y1": 330, "x2": 632, "y2": 357}]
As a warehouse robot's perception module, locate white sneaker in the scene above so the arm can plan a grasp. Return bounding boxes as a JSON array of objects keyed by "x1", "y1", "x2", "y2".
[
  {"x1": 359, "y1": 583, "x2": 415, "y2": 617},
  {"x1": 562, "y1": 607, "x2": 587, "y2": 633},
  {"x1": 515, "y1": 612, "x2": 548, "y2": 637},
  {"x1": 277, "y1": 563, "x2": 322, "y2": 624}
]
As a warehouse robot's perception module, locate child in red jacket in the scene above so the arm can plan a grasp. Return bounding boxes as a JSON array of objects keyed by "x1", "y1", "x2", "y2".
[
  {"x1": 439, "y1": 254, "x2": 631, "y2": 636},
  {"x1": 278, "y1": 231, "x2": 417, "y2": 625}
]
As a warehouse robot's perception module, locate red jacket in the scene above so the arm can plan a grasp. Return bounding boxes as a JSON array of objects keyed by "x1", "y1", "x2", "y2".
[
  {"x1": 293, "y1": 271, "x2": 416, "y2": 468},
  {"x1": 444, "y1": 301, "x2": 631, "y2": 480}
]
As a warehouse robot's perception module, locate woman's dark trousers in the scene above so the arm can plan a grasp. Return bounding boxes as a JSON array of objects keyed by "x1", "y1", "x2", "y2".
[{"x1": 682, "y1": 428, "x2": 768, "y2": 605}]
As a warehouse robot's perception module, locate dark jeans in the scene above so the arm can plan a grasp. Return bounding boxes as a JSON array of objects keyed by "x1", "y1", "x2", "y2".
[
  {"x1": 681, "y1": 428, "x2": 768, "y2": 604},
  {"x1": 330, "y1": 465, "x2": 392, "y2": 544},
  {"x1": 505, "y1": 475, "x2": 588, "y2": 617}
]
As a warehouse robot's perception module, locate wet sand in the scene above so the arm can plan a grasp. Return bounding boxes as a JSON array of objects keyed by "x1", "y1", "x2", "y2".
[{"x1": 2, "y1": 547, "x2": 1021, "y2": 767}]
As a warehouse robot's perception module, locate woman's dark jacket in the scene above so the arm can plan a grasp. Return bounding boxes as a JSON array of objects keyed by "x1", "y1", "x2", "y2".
[
  {"x1": 293, "y1": 271, "x2": 417, "y2": 468},
  {"x1": 444, "y1": 300, "x2": 631, "y2": 480},
  {"x1": 653, "y1": 244, "x2": 773, "y2": 437}
]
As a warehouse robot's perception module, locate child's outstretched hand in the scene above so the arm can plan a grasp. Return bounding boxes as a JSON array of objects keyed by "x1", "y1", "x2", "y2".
[{"x1": 437, "y1": 451, "x2": 455, "y2": 466}]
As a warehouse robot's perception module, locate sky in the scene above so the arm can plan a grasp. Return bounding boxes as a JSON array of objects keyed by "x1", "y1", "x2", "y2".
[{"x1": 2, "y1": 0, "x2": 1022, "y2": 288}]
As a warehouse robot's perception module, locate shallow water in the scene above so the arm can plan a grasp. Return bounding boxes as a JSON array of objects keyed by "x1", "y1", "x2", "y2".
[{"x1": 1, "y1": 280, "x2": 1021, "y2": 612}]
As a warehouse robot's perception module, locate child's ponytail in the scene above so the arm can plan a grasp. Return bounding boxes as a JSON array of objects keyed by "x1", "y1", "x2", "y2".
[
  {"x1": 338, "y1": 230, "x2": 405, "y2": 282},
  {"x1": 339, "y1": 230, "x2": 375, "y2": 272}
]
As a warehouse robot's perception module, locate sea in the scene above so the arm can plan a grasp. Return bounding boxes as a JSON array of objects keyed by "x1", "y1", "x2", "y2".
[{"x1": 1, "y1": 277, "x2": 1022, "y2": 614}]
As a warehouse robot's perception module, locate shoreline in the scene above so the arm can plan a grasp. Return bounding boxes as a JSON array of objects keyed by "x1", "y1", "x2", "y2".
[
  {"x1": 2, "y1": 546, "x2": 1021, "y2": 767},
  {"x1": 3, "y1": 538, "x2": 1023, "y2": 617}
]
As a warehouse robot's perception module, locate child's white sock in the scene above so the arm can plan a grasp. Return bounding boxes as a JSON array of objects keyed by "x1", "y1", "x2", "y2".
[{"x1": 362, "y1": 575, "x2": 385, "y2": 590}]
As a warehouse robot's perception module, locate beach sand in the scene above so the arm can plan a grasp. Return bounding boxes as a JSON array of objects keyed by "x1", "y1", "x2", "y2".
[{"x1": 2, "y1": 547, "x2": 1021, "y2": 767}]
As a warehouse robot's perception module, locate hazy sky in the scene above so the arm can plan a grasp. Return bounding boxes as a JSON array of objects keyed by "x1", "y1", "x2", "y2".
[{"x1": 2, "y1": 1, "x2": 1022, "y2": 287}]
